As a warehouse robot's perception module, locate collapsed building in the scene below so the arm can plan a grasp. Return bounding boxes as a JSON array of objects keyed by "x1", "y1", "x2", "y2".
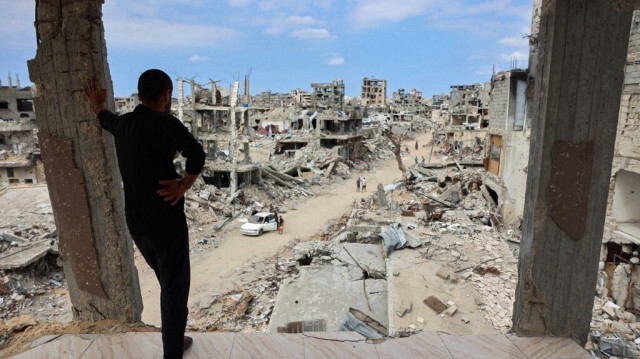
[
  {"x1": 311, "y1": 79, "x2": 345, "y2": 110},
  {"x1": 390, "y1": 88, "x2": 431, "y2": 121},
  {"x1": 0, "y1": 75, "x2": 44, "y2": 187},
  {"x1": 448, "y1": 84, "x2": 490, "y2": 130},
  {"x1": 361, "y1": 78, "x2": 387, "y2": 109}
]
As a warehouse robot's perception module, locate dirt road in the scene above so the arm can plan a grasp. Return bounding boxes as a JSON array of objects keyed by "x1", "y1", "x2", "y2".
[{"x1": 138, "y1": 133, "x2": 438, "y2": 326}]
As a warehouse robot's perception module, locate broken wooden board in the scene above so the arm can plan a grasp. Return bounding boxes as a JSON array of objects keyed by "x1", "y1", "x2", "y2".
[
  {"x1": 423, "y1": 296, "x2": 447, "y2": 314},
  {"x1": 0, "y1": 240, "x2": 53, "y2": 270}
]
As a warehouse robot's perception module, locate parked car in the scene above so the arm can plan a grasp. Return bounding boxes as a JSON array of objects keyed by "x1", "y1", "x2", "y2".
[{"x1": 240, "y1": 212, "x2": 278, "y2": 236}]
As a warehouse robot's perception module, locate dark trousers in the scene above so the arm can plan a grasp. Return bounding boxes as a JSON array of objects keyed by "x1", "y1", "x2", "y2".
[{"x1": 132, "y1": 232, "x2": 190, "y2": 359}]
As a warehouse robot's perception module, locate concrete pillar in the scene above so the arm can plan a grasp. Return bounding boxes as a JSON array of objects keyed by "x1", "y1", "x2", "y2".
[
  {"x1": 178, "y1": 77, "x2": 184, "y2": 122},
  {"x1": 243, "y1": 142, "x2": 250, "y2": 164},
  {"x1": 7, "y1": 74, "x2": 12, "y2": 88},
  {"x1": 16, "y1": 74, "x2": 20, "y2": 89},
  {"x1": 512, "y1": 0, "x2": 634, "y2": 344},
  {"x1": 28, "y1": 0, "x2": 142, "y2": 321}
]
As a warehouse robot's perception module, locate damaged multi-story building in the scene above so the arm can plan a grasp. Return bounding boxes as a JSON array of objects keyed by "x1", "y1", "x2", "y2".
[
  {"x1": 448, "y1": 83, "x2": 490, "y2": 129},
  {"x1": 482, "y1": 69, "x2": 531, "y2": 225},
  {"x1": 114, "y1": 94, "x2": 139, "y2": 115},
  {"x1": 181, "y1": 79, "x2": 262, "y2": 194},
  {"x1": 310, "y1": 79, "x2": 345, "y2": 110},
  {"x1": 0, "y1": 75, "x2": 44, "y2": 187},
  {"x1": 390, "y1": 88, "x2": 430, "y2": 121},
  {"x1": 437, "y1": 83, "x2": 491, "y2": 165},
  {"x1": 360, "y1": 78, "x2": 387, "y2": 109}
]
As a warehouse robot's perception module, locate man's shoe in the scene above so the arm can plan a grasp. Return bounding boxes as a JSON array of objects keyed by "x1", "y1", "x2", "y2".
[{"x1": 183, "y1": 336, "x2": 193, "y2": 352}]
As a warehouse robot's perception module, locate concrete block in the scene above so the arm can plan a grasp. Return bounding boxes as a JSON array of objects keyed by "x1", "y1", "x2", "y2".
[{"x1": 444, "y1": 305, "x2": 458, "y2": 317}]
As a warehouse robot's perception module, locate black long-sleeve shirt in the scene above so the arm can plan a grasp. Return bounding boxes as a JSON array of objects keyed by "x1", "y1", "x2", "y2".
[{"x1": 98, "y1": 105, "x2": 205, "y2": 237}]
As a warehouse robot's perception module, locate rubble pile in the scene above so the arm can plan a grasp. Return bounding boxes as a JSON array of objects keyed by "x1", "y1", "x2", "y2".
[
  {"x1": 590, "y1": 297, "x2": 640, "y2": 358},
  {"x1": 428, "y1": 132, "x2": 485, "y2": 165},
  {"x1": 187, "y1": 256, "x2": 299, "y2": 332},
  {"x1": 0, "y1": 247, "x2": 69, "y2": 324}
]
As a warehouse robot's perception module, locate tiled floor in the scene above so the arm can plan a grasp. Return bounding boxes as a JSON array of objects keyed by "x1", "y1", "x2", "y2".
[{"x1": 9, "y1": 331, "x2": 592, "y2": 359}]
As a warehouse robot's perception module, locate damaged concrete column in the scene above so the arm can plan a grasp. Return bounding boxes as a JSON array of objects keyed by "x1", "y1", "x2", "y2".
[
  {"x1": 513, "y1": 0, "x2": 633, "y2": 344},
  {"x1": 27, "y1": 0, "x2": 142, "y2": 321},
  {"x1": 177, "y1": 77, "x2": 184, "y2": 122}
]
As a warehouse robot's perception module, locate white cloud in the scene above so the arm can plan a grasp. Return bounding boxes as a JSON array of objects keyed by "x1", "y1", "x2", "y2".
[
  {"x1": 189, "y1": 55, "x2": 209, "y2": 62},
  {"x1": 499, "y1": 35, "x2": 528, "y2": 47},
  {"x1": 500, "y1": 51, "x2": 527, "y2": 63},
  {"x1": 326, "y1": 57, "x2": 345, "y2": 66},
  {"x1": 290, "y1": 28, "x2": 334, "y2": 39},
  {"x1": 264, "y1": 26, "x2": 284, "y2": 36},
  {"x1": 228, "y1": 0, "x2": 251, "y2": 7},
  {"x1": 103, "y1": 17, "x2": 242, "y2": 49},
  {"x1": 349, "y1": 0, "x2": 436, "y2": 28},
  {"x1": 286, "y1": 15, "x2": 319, "y2": 25}
]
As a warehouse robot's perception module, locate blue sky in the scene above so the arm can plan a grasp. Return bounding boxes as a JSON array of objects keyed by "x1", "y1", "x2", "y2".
[{"x1": 0, "y1": 0, "x2": 532, "y2": 98}]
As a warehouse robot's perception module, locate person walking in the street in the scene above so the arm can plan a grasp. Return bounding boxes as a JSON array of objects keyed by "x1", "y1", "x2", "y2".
[
  {"x1": 362, "y1": 177, "x2": 367, "y2": 192},
  {"x1": 414, "y1": 156, "x2": 418, "y2": 164},
  {"x1": 356, "y1": 177, "x2": 361, "y2": 192},
  {"x1": 279, "y1": 216, "x2": 284, "y2": 234},
  {"x1": 84, "y1": 70, "x2": 205, "y2": 359},
  {"x1": 415, "y1": 141, "x2": 418, "y2": 150}
]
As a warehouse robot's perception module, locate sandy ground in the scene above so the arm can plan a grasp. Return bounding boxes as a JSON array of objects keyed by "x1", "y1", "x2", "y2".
[{"x1": 138, "y1": 133, "x2": 436, "y2": 326}]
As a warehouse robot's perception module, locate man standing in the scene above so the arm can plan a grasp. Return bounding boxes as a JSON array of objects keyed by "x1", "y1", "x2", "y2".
[
  {"x1": 362, "y1": 177, "x2": 367, "y2": 192},
  {"x1": 84, "y1": 69, "x2": 205, "y2": 359},
  {"x1": 356, "y1": 177, "x2": 361, "y2": 192}
]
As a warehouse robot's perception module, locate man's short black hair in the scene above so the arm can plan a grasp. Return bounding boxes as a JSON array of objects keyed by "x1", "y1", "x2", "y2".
[{"x1": 138, "y1": 69, "x2": 173, "y2": 103}]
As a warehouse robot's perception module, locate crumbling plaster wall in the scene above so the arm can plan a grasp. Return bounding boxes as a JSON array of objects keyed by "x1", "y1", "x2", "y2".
[
  {"x1": 0, "y1": 166, "x2": 38, "y2": 187},
  {"x1": 484, "y1": 129, "x2": 530, "y2": 225},
  {"x1": 603, "y1": 10, "x2": 640, "y2": 245},
  {"x1": 485, "y1": 72, "x2": 531, "y2": 225}
]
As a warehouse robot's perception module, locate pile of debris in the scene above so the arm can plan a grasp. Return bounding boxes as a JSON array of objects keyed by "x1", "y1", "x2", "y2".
[
  {"x1": 187, "y1": 255, "x2": 299, "y2": 332},
  {"x1": 589, "y1": 297, "x2": 640, "y2": 358},
  {"x1": 0, "y1": 229, "x2": 68, "y2": 324}
]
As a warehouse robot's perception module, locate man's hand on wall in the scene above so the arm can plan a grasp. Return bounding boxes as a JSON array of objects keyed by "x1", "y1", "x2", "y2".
[{"x1": 83, "y1": 77, "x2": 107, "y2": 114}]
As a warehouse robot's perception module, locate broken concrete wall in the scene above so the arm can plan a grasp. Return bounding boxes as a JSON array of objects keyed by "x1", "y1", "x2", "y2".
[
  {"x1": 603, "y1": 10, "x2": 640, "y2": 246},
  {"x1": 0, "y1": 165, "x2": 40, "y2": 187},
  {"x1": 483, "y1": 69, "x2": 532, "y2": 225},
  {"x1": 483, "y1": 129, "x2": 530, "y2": 225}
]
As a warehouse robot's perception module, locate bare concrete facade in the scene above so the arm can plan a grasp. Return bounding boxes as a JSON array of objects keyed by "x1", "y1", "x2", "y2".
[
  {"x1": 310, "y1": 80, "x2": 345, "y2": 110},
  {"x1": 483, "y1": 70, "x2": 531, "y2": 225},
  {"x1": 448, "y1": 84, "x2": 490, "y2": 129},
  {"x1": 599, "y1": 11, "x2": 640, "y2": 313},
  {"x1": 0, "y1": 83, "x2": 44, "y2": 187},
  {"x1": 361, "y1": 78, "x2": 387, "y2": 108}
]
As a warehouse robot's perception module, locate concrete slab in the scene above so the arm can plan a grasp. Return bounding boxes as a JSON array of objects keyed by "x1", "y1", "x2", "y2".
[
  {"x1": 9, "y1": 331, "x2": 594, "y2": 359},
  {"x1": 0, "y1": 239, "x2": 53, "y2": 270},
  {"x1": 332, "y1": 243, "x2": 386, "y2": 278},
  {"x1": 267, "y1": 265, "x2": 388, "y2": 333}
]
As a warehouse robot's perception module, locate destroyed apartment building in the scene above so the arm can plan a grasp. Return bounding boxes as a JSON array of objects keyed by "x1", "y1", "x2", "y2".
[
  {"x1": 360, "y1": 77, "x2": 387, "y2": 111},
  {"x1": 169, "y1": 75, "x2": 370, "y2": 197},
  {"x1": 431, "y1": 83, "x2": 491, "y2": 169},
  {"x1": 390, "y1": 88, "x2": 431, "y2": 121},
  {"x1": 311, "y1": 79, "x2": 345, "y2": 110},
  {"x1": 448, "y1": 83, "x2": 490, "y2": 130},
  {"x1": 0, "y1": 74, "x2": 44, "y2": 187}
]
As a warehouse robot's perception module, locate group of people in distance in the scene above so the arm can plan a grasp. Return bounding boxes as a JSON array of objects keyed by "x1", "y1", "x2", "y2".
[{"x1": 356, "y1": 177, "x2": 367, "y2": 192}]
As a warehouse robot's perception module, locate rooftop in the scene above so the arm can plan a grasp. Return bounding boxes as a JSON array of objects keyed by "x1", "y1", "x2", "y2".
[{"x1": 10, "y1": 331, "x2": 591, "y2": 359}]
